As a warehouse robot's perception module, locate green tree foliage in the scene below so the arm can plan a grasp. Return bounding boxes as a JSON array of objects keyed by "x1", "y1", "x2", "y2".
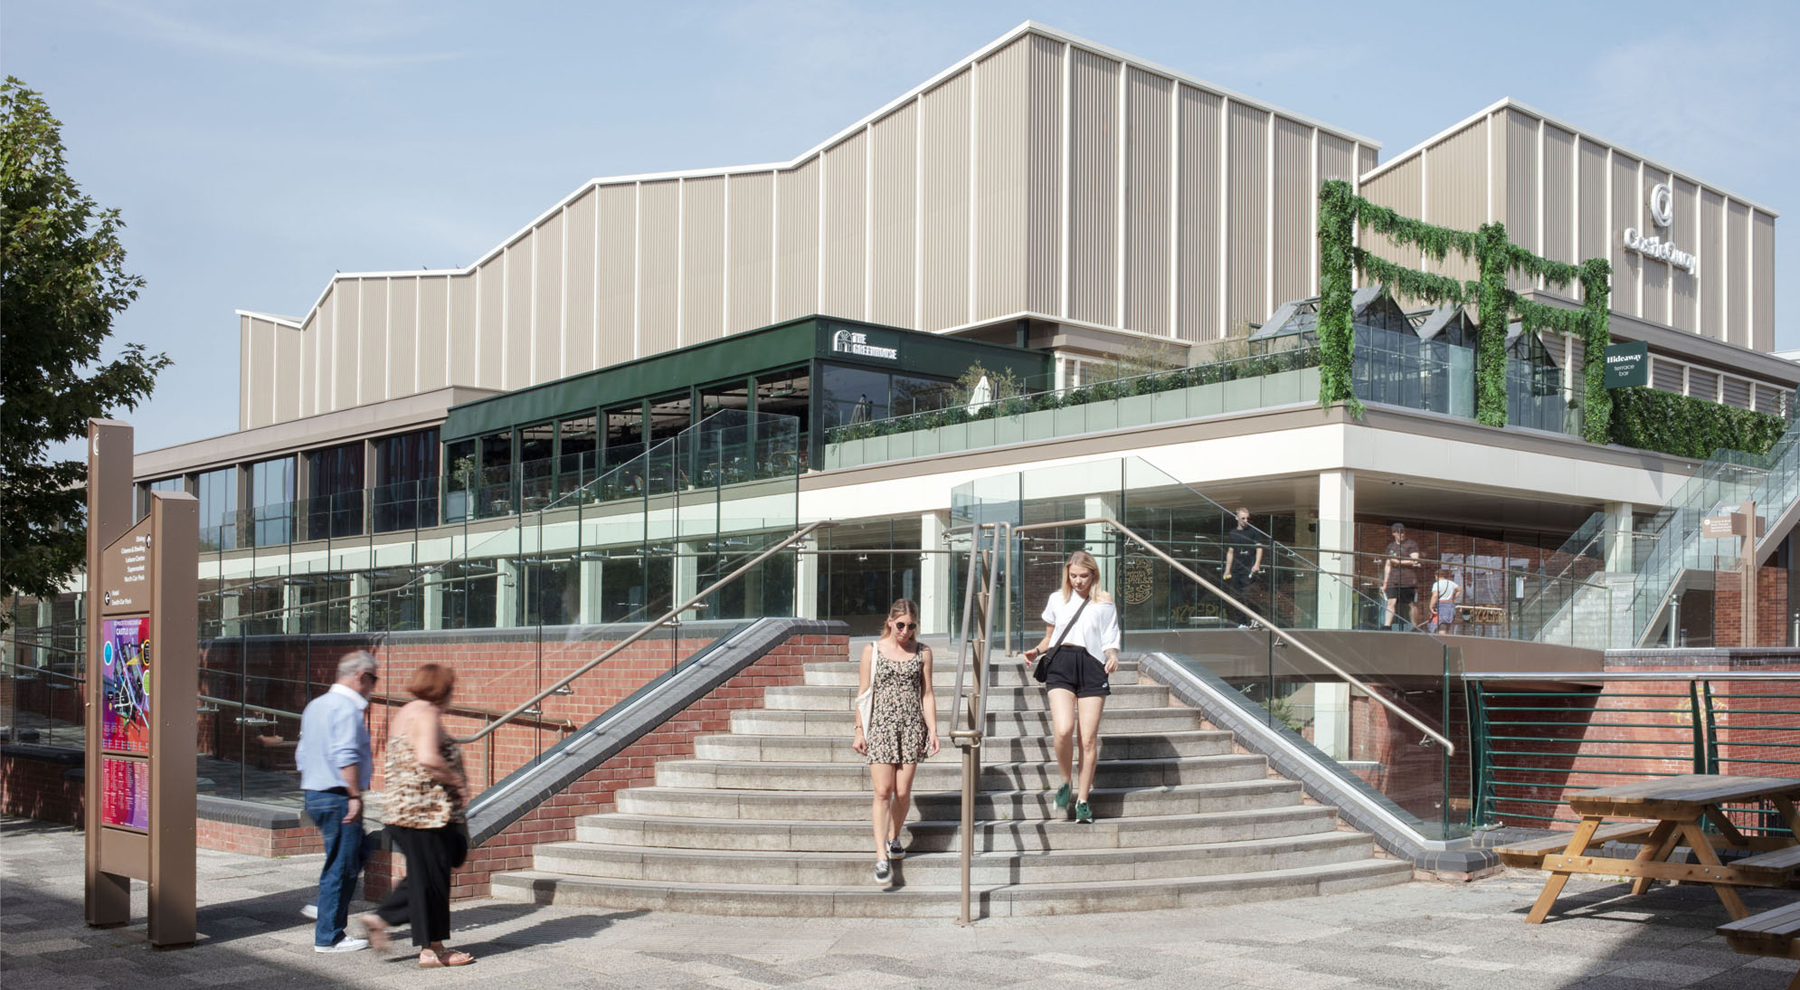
[
  {"x1": 1, "y1": 78, "x2": 169, "y2": 612},
  {"x1": 1608, "y1": 387, "x2": 1787, "y2": 460}
]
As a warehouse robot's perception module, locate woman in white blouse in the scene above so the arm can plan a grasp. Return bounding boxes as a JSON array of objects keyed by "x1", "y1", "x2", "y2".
[{"x1": 1021, "y1": 550, "x2": 1122, "y2": 824}]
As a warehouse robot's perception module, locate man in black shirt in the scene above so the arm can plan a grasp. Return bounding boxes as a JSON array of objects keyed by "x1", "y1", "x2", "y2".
[
  {"x1": 1223, "y1": 507, "x2": 1265, "y2": 626},
  {"x1": 1380, "y1": 522, "x2": 1423, "y2": 630}
]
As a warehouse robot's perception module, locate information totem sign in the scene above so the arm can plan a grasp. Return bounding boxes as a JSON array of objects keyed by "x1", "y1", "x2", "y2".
[{"x1": 85, "y1": 419, "x2": 197, "y2": 947}]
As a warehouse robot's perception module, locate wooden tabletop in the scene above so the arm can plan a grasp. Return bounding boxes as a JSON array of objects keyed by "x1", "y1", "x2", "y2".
[{"x1": 1570, "y1": 774, "x2": 1800, "y2": 819}]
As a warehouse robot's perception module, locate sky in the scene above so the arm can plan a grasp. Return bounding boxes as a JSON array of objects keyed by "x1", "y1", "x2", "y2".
[{"x1": 6, "y1": 0, "x2": 1799, "y2": 454}]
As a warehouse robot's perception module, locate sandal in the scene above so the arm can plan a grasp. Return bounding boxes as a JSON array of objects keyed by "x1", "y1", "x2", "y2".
[
  {"x1": 419, "y1": 949, "x2": 475, "y2": 968},
  {"x1": 357, "y1": 914, "x2": 390, "y2": 951}
]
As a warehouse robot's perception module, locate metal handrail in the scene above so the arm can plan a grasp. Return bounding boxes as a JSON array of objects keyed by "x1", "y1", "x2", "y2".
[
  {"x1": 949, "y1": 521, "x2": 1005, "y2": 927},
  {"x1": 451, "y1": 520, "x2": 832, "y2": 744},
  {"x1": 1472, "y1": 671, "x2": 1800, "y2": 681},
  {"x1": 1006, "y1": 516, "x2": 1457, "y2": 755},
  {"x1": 1, "y1": 660, "x2": 84, "y2": 684}
]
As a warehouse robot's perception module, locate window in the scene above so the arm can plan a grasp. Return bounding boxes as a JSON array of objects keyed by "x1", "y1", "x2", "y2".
[
  {"x1": 139, "y1": 476, "x2": 186, "y2": 522},
  {"x1": 443, "y1": 438, "x2": 477, "y2": 523},
  {"x1": 476, "y1": 432, "x2": 513, "y2": 518},
  {"x1": 518, "y1": 423, "x2": 555, "y2": 511},
  {"x1": 195, "y1": 467, "x2": 237, "y2": 551},
  {"x1": 373, "y1": 429, "x2": 439, "y2": 532},
  {"x1": 604, "y1": 405, "x2": 645, "y2": 473},
  {"x1": 755, "y1": 368, "x2": 809, "y2": 471},
  {"x1": 556, "y1": 415, "x2": 599, "y2": 501},
  {"x1": 248, "y1": 457, "x2": 295, "y2": 546},
  {"x1": 819, "y1": 364, "x2": 890, "y2": 430},
  {"x1": 306, "y1": 442, "x2": 365, "y2": 539}
]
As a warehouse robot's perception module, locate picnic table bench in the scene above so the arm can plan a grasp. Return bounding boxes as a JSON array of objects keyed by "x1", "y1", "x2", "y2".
[
  {"x1": 1496, "y1": 774, "x2": 1800, "y2": 924},
  {"x1": 1718, "y1": 902, "x2": 1800, "y2": 990}
]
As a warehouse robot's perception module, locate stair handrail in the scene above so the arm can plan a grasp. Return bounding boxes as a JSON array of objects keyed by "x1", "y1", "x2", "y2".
[
  {"x1": 946, "y1": 521, "x2": 1005, "y2": 926},
  {"x1": 452, "y1": 520, "x2": 834, "y2": 745},
  {"x1": 1004, "y1": 515, "x2": 1455, "y2": 755}
]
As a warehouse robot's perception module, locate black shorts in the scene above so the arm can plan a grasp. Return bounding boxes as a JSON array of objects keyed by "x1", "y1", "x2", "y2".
[
  {"x1": 1386, "y1": 587, "x2": 1416, "y2": 606},
  {"x1": 1043, "y1": 645, "x2": 1110, "y2": 698}
]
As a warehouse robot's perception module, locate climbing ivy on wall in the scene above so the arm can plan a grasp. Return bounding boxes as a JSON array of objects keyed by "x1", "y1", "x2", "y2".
[
  {"x1": 1609, "y1": 387, "x2": 1787, "y2": 459},
  {"x1": 1315, "y1": 180, "x2": 1613, "y2": 441}
]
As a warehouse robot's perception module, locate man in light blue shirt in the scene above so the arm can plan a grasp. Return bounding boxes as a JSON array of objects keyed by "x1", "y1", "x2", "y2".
[{"x1": 296, "y1": 651, "x2": 378, "y2": 952}]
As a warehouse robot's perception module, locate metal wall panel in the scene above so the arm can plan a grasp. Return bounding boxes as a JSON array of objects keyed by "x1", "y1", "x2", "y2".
[
  {"x1": 1226, "y1": 102, "x2": 1269, "y2": 330},
  {"x1": 1639, "y1": 170, "x2": 1669, "y2": 326},
  {"x1": 1652, "y1": 356, "x2": 1683, "y2": 393},
  {"x1": 1610, "y1": 154, "x2": 1641, "y2": 319},
  {"x1": 638, "y1": 180, "x2": 681, "y2": 356},
  {"x1": 1423, "y1": 123, "x2": 1482, "y2": 286},
  {"x1": 1359, "y1": 145, "x2": 1378, "y2": 177},
  {"x1": 1753, "y1": 211, "x2": 1775, "y2": 352},
  {"x1": 476, "y1": 257, "x2": 504, "y2": 389},
  {"x1": 275, "y1": 322, "x2": 302, "y2": 425},
  {"x1": 681, "y1": 175, "x2": 726, "y2": 343},
  {"x1": 504, "y1": 238, "x2": 533, "y2": 390},
  {"x1": 1359, "y1": 158, "x2": 1418, "y2": 276},
  {"x1": 448, "y1": 273, "x2": 476, "y2": 387},
  {"x1": 1727, "y1": 201, "x2": 1749, "y2": 348},
  {"x1": 1271, "y1": 116, "x2": 1311, "y2": 311},
  {"x1": 1504, "y1": 110, "x2": 1538, "y2": 250},
  {"x1": 1176, "y1": 86, "x2": 1222, "y2": 342},
  {"x1": 776, "y1": 159, "x2": 821, "y2": 323},
  {"x1": 358, "y1": 278, "x2": 387, "y2": 405},
  {"x1": 1318, "y1": 133, "x2": 1354, "y2": 184},
  {"x1": 1690, "y1": 366, "x2": 1719, "y2": 401},
  {"x1": 419, "y1": 275, "x2": 450, "y2": 392},
  {"x1": 920, "y1": 70, "x2": 970, "y2": 331},
  {"x1": 1577, "y1": 139, "x2": 1608, "y2": 267},
  {"x1": 1024, "y1": 35, "x2": 1064, "y2": 317},
  {"x1": 1067, "y1": 49, "x2": 1119, "y2": 326},
  {"x1": 1123, "y1": 67, "x2": 1171, "y2": 333},
  {"x1": 727, "y1": 171, "x2": 775, "y2": 333},
  {"x1": 821, "y1": 133, "x2": 867, "y2": 320},
  {"x1": 1723, "y1": 376, "x2": 1751, "y2": 409},
  {"x1": 1670, "y1": 179, "x2": 1698, "y2": 332},
  {"x1": 1699, "y1": 191, "x2": 1725, "y2": 339},
  {"x1": 239, "y1": 318, "x2": 253, "y2": 428},
  {"x1": 975, "y1": 37, "x2": 1031, "y2": 323},
  {"x1": 388, "y1": 276, "x2": 417, "y2": 398},
  {"x1": 535, "y1": 212, "x2": 564, "y2": 380},
  {"x1": 562, "y1": 188, "x2": 597, "y2": 374},
  {"x1": 596, "y1": 184, "x2": 635, "y2": 368},
  {"x1": 1542, "y1": 126, "x2": 1575, "y2": 264},
  {"x1": 333, "y1": 281, "x2": 359, "y2": 412},
  {"x1": 868, "y1": 106, "x2": 917, "y2": 328},
  {"x1": 299, "y1": 310, "x2": 318, "y2": 419}
]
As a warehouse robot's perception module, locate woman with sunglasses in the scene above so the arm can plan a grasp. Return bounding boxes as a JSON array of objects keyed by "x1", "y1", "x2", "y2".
[
  {"x1": 852, "y1": 599, "x2": 939, "y2": 884},
  {"x1": 1022, "y1": 550, "x2": 1121, "y2": 824}
]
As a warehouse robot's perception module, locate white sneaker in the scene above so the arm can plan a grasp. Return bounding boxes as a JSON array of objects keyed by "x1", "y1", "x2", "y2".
[
  {"x1": 873, "y1": 858, "x2": 892, "y2": 883},
  {"x1": 301, "y1": 903, "x2": 318, "y2": 920},
  {"x1": 315, "y1": 937, "x2": 369, "y2": 953}
]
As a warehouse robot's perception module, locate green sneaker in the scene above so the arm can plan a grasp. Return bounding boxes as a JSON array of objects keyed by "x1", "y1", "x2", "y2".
[
  {"x1": 1075, "y1": 801, "x2": 1093, "y2": 824},
  {"x1": 1054, "y1": 783, "x2": 1072, "y2": 810}
]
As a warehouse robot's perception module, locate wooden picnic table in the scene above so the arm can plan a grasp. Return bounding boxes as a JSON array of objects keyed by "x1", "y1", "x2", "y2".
[{"x1": 1497, "y1": 774, "x2": 1800, "y2": 924}]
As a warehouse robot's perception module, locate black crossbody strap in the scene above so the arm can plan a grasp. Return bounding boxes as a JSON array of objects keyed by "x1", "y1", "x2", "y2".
[{"x1": 1052, "y1": 595, "x2": 1090, "y2": 654}]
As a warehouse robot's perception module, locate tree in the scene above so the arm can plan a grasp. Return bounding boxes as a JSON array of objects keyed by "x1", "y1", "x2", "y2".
[{"x1": 1, "y1": 78, "x2": 170, "y2": 620}]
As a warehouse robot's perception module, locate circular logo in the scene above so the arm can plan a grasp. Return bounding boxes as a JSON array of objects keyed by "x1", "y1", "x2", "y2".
[
  {"x1": 103, "y1": 642, "x2": 114, "y2": 667},
  {"x1": 1648, "y1": 183, "x2": 1674, "y2": 229},
  {"x1": 1121, "y1": 554, "x2": 1156, "y2": 606}
]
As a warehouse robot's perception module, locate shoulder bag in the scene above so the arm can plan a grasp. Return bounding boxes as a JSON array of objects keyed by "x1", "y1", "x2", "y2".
[{"x1": 1032, "y1": 595, "x2": 1089, "y2": 683}]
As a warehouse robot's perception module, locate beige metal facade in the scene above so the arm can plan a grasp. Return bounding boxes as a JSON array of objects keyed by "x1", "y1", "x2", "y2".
[
  {"x1": 1360, "y1": 100, "x2": 1778, "y2": 353},
  {"x1": 235, "y1": 23, "x2": 1378, "y2": 430}
]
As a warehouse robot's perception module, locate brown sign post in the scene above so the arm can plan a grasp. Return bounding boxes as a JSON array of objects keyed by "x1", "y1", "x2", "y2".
[{"x1": 84, "y1": 419, "x2": 197, "y2": 947}]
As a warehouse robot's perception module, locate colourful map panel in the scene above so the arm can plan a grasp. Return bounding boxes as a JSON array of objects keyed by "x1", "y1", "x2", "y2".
[
  {"x1": 101, "y1": 756, "x2": 149, "y2": 831},
  {"x1": 100, "y1": 616, "x2": 151, "y2": 754}
]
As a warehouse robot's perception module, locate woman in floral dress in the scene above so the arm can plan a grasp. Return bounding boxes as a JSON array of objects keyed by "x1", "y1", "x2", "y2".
[{"x1": 852, "y1": 599, "x2": 939, "y2": 884}]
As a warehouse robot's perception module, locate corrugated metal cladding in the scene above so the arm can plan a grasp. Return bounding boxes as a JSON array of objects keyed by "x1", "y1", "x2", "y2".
[
  {"x1": 237, "y1": 318, "x2": 253, "y2": 428},
  {"x1": 1651, "y1": 357, "x2": 1683, "y2": 393},
  {"x1": 727, "y1": 172, "x2": 775, "y2": 333},
  {"x1": 868, "y1": 103, "x2": 917, "y2": 328},
  {"x1": 1670, "y1": 179, "x2": 1698, "y2": 332},
  {"x1": 1577, "y1": 139, "x2": 1608, "y2": 268},
  {"x1": 1422, "y1": 122, "x2": 1483, "y2": 286},
  {"x1": 1176, "y1": 87, "x2": 1222, "y2": 343},
  {"x1": 1727, "y1": 202, "x2": 1749, "y2": 349},
  {"x1": 1360, "y1": 158, "x2": 1418, "y2": 279},
  {"x1": 920, "y1": 69, "x2": 971, "y2": 331},
  {"x1": 1640, "y1": 170, "x2": 1669, "y2": 327},
  {"x1": 1753, "y1": 213, "x2": 1775, "y2": 352},
  {"x1": 1503, "y1": 110, "x2": 1537, "y2": 257},
  {"x1": 1541, "y1": 126, "x2": 1574, "y2": 265},
  {"x1": 1609, "y1": 154, "x2": 1641, "y2": 320},
  {"x1": 1700, "y1": 191, "x2": 1726, "y2": 339},
  {"x1": 1067, "y1": 49, "x2": 1119, "y2": 327},
  {"x1": 241, "y1": 26, "x2": 1388, "y2": 427},
  {"x1": 821, "y1": 133, "x2": 867, "y2": 320},
  {"x1": 681, "y1": 175, "x2": 726, "y2": 344}
]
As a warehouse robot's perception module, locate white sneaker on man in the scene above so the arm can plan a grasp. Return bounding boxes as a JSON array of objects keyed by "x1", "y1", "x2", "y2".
[
  {"x1": 314, "y1": 936, "x2": 369, "y2": 953},
  {"x1": 301, "y1": 903, "x2": 318, "y2": 920}
]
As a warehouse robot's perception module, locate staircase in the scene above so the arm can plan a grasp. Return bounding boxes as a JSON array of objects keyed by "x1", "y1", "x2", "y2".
[{"x1": 491, "y1": 641, "x2": 1411, "y2": 916}]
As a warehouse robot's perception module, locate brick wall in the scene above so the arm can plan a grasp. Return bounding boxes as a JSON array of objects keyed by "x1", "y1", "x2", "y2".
[
  {"x1": 364, "y1": 631, "x2": 842, "y2": 900},
  {"x1": 0, "y1": 749, "x2": 82, "y2": 825},
  {"x1": 1713, "y1": 566, "x2": 1790, "y2": 647},
  {"x1": 195, "y1": 817, "x2": 321, "y2": 857}
]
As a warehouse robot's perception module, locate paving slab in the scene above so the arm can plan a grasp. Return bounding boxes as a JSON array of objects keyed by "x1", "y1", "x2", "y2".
[{"x1": 3, "y1": 817, "x2": 1797, "y2": 989}]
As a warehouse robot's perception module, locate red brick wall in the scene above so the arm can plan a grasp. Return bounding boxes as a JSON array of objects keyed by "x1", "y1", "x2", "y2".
[
  {"x1": 365, "y1": 632, "x2": 844, "y2": 901},
  {"x1": 1714, "y1": 567, "x2": 1790, "y2": 647},
  {"x1": 0, "y1": 752, "x2": 82, "y2": 825},
  {"x1": 195, "y1": 818, "x2": 321, "y2": 857}
]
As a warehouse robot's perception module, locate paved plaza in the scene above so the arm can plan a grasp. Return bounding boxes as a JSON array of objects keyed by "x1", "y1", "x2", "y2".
[{"x1": 2, "y1": 817, "x2": 1795, "y2": 989}]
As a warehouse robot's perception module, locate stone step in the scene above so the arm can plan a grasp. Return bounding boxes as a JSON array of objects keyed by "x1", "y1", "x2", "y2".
[
  {"x1": 653, "y1": 754, "x2": 1269, "y2": 791},
  {"x1": 761, "y1": 683, "x2": 1170, "y2": 712},
  {"x1": 693, "y1": 729, "x2": 1234, "y2": 764},
  {"x1": 803, "y1": 662, "x2": 1142, "y2": 688},
  {"x1": 530, "y1": 830, "x2": 1375, "y2": 886},
  {"x1": 730, "y1": 706, "x2": 1204, "y2": 738},
  {"x1": 577, "y1": 804, "x2": 1342, "y2": 852},
  {"x1": 489, "y1": 857, "x2": 1413, "y2": 917},
  {"x1": 613, "y1": 778, "x2": 1304, "y2": 822}
]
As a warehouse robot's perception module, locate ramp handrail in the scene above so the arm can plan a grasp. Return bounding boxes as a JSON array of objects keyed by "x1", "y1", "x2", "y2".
[{"x1": 452, "y1": 520, "x2": 833, "y2": 744}]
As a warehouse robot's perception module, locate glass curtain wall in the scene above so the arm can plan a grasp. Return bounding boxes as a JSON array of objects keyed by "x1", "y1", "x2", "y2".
[
  {"x1": 373, "y1": 428, "x2": 439, "y2": 532},
  {"x1": 196, "y1": 467, "x2": 237, "y2": 551},
  {"x1": 248, "y1": 457, "x2": 295, "y2": 547},
  {"x1": 306, "y1": 442, "x2": 364, "y2": 539}
]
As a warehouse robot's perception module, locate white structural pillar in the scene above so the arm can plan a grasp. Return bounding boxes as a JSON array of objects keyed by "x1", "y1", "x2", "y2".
[
  {"x1": 578, "y1": 556, "x2": 605, "y2": 625},
  {"x1": 348, "y1": 572, "x2": 372, "y2": 632},
  {"x1": 1317, "y1": 470, "x2": 1357, "y2": 631},
  {"x1": 920, "y1": 511, "x2": 951, "y2": 635},
  {"x1": 1083, "y1": 493, "x2": 1122, "y2": 590},
  {"x1": 1604, "y1": 502, "x2": 1635, "y2": 572},
  {"x1": 281, "y1": 581, "x2": 302, "y2": 635},
  {"x1": 796, "y1": 542, "x2": 820, "y2": 620},
  {"x1": 220, "y1": 591, "x2": 242, "y2": 639},
  {"x1": 422, "y1": 569, "x2": 444, "y2": 631},
  {"x1": 675, "y1": 542, "x2": 700, "y2": 618},
  {"x1": 495, "y1": 559, "x2": 520, "y2": 627}
]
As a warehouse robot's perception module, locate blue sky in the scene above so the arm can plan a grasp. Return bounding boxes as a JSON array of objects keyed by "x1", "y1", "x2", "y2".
[{"x1": 7, "y1": 0, "x2": 1798, "y2": 452}]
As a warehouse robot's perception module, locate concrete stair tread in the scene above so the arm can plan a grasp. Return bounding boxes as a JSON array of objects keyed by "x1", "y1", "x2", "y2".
[
  {"x1": 580, "y1": 804, "x2": 1338, "y2": 835},
  {"x1": 537, "y1": 830, "x2": 1371, "y2": 864},
  {"x1": 621, "y1": 779, "x2": 1298, "y2": 801},
  {"x1": 661, "y1": 754, "x2": 1265, "y2": 774}
]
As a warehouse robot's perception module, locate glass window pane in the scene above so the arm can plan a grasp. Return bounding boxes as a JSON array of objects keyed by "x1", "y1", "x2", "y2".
[
  {"x1": 249, "y1": 456, "x2": 295, "y2": 546},
  {"x1": 556, "y1": 415, "x2": 599, "y2": 501},
  {"x1": 819, "y1": 363, "x2": 890, "y2": 429},
  {"x1": 195, "y1": 467, "x2": 238, "y2": 551},
  {"x1": 306, "y1": 442, "x2": 365, "y2": 538}
]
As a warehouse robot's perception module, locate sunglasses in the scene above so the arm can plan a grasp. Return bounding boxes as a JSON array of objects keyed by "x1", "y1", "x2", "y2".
[
  {"x1": 360, "y1": 672, "x2": 379, "y2": 684},
  {"x1": 893, "y1": 622, "x2": 917, "y2": 630}
]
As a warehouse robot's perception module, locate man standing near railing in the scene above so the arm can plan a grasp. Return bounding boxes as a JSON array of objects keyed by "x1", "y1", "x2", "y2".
[
  {"x1": 1223, "y1": 507, "x2": 1266, "y2": 628},
  {"x1": 296, "y1": 650, "x2": 380, "y2": 953}
]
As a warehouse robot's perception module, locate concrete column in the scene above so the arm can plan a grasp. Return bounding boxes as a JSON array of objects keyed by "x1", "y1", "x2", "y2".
[
  {"x1": 1604, "y1": 502, "x2": 1635, "y2": 572},
  {"x1": 1082, "y1": 493, "x2": 1122, "y2": 591},
  {"x1": 796, "y1": 546, "x2": 820, "y2": 620},
  {"x1": 675, "y1": 542, "x2": 700, "y2": 619},
  {"x1": 495, "y1": 559, "x2": 519, "y2": 628},
  {"x1": 220, "y1": 592, "x2": 242, "y2": 639},
  {"x1": 1312, "y1": 682, "x2": 1351, "y2": 760},
  {"x1": 422, "y1": 570, "x2": 444, "y2": 631},
  {"x1": 578, "y1": 557, "x2": 605, "y2": 625},
  {"x1": 920, "y1": 511, "x2": 951, "y2": 636},
  {"x1": 348, "y1": 572, "x2": 371, "y2": 632},
  {"x1": 281, "y1": 581, "x2": 302, "y2": 635},
  {"x1": 1317, "y1": 470, "x2": 1357, "y2": 631}
]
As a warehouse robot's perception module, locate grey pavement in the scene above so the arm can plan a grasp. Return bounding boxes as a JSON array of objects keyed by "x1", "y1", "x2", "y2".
[{"x1": 2, "y1": 817, "x2": 1795, "y2": 989}]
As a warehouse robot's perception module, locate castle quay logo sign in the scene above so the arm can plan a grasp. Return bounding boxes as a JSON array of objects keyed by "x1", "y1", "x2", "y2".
[
  {"x1": 1621, "y1": 182, "x2": 1699, "y2": 276},
  {"x1": 830, "y1": 328, "x2": 899, "y2": 361}
]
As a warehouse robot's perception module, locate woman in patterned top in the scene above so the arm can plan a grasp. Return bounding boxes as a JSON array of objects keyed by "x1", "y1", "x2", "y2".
[
  {"x1": 359, "y1": 663, "x2": 474, "y2": 967},
  {"x1": 852, "y1": 599, "x2": 939, "y2": 884}
]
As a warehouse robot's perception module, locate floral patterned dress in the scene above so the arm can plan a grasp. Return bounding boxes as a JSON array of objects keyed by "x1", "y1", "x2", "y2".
[
  {"x1": 383, "y1": 729, "x2": 465, "y2": 829},
  {"x1": 864, "y1": 645, "x2": 929, "y2": 765}
]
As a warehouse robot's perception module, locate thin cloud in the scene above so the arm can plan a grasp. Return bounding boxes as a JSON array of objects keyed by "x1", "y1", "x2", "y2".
[{"x1": 98, "y1": 1, "x2": 460, "y2": 71}]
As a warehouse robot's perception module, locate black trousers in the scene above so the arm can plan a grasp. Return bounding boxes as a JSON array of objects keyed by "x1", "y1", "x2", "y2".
[{"x1": 374, "y1": 824, "x2": 465, "y2": 947}]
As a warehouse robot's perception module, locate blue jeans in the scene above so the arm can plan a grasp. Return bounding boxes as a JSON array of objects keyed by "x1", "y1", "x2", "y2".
[{"x1": 304, "y1": 790, "x2": 365, "y2": 947}]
